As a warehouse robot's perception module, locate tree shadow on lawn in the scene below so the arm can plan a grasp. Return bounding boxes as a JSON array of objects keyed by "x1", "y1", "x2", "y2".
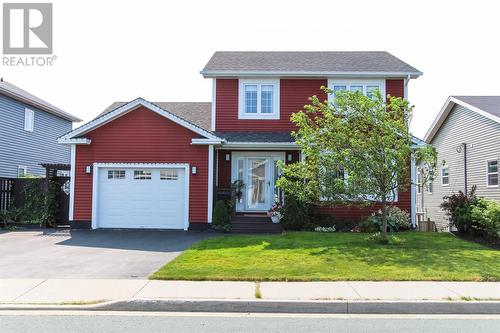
[{"x1": 193, "y1": 232, "x2": 500, "y2": 280}]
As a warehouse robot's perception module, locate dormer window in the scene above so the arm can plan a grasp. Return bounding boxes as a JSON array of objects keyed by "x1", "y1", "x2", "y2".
[{"x1": 238, "y1": 79, "x2": 280, "y2": 119}]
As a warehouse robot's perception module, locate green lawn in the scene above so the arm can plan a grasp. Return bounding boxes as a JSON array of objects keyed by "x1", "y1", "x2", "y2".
[{"x1": 151, "y1": 232, "x2": 500, "y2": 281}]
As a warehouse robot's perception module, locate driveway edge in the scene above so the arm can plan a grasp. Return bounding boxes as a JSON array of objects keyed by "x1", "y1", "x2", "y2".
[{"x1": 1, "y1": 299, "x2": 499, "y2": 314}]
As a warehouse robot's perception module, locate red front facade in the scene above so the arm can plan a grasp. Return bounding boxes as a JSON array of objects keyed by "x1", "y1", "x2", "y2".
[
  {"x1": 215, "y1": 78, "x2": 328, "y2": 132},
  {"x1": 72, "y1": 106, "x2": 209, "y2": 227},
  {"x1": 214, "y1": 78, "x2": 410, "y2": 221},
  {"x1": 68, "y1": 68, "x2": 413, "y2": 228}
]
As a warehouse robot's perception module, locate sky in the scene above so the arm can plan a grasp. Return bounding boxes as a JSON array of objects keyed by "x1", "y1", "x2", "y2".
[{"x1": 1, "y1": 0, "x2": 499, "y2": 138}]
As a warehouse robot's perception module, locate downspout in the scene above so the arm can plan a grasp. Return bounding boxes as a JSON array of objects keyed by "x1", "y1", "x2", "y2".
[{"x1": 463, "y1": 142, "x2": 468, "y2": 195}]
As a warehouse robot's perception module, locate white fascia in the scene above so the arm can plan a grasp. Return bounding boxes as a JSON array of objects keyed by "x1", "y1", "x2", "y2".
[
  {"x1": 59, "y1": 98, "x2": 220, "y2": 142},
  {"x1": 201, "y1": 71, "x2": 423, "y2": 79},
  {"x1": 58, "y1": 138, "x2": 91, "y2": 145}
]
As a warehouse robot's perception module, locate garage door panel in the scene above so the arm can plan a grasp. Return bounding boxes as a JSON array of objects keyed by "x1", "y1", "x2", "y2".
[{"x1": 97, "y1": 167, "x2": 186, "y2": 229}]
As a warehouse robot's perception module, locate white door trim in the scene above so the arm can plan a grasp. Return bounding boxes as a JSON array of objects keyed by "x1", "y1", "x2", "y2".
[
  {"x1": 231, "y1": 152, "x2": 285, "y2": 212},
  {"x1": 91, "y1": 162, "x2": 190, "y2": 230}
]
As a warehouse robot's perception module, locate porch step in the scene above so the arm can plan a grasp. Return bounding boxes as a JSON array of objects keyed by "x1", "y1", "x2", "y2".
[{"x1": 231, "y1": 215, "x2": 283, "y2": 234}]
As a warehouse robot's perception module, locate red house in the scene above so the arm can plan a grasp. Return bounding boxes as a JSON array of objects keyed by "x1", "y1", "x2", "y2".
[{"x1": 59, "y1": 51, "x2": 422, "y2": 230}]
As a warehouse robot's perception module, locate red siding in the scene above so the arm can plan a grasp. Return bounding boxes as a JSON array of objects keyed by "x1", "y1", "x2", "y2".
[
  {"x1": 73, "y1": 106, "x2": 209, "y2": 225},
  {"x1": 217, "y1": 149, "x2": 232, "y2": 189},
  {"x1": 386, "y1": 79, "x2": 404, "y2": 98},
  {"x1": 215, "y1": 79, "x2": 327, "y2": 132}
]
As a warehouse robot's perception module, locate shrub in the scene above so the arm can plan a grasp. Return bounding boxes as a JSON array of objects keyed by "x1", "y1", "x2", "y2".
[
  {"x1": 212, "y1": 200, "x2": 231, "y2": 231},
  {"x1": 470, "y1": 198, "x2": 500, "y2": 238},
  {"x1": 387, "y1": 206, "x2": 412, "y2": 231},
  {"x1": 368, "y1": 207, "x2": 411, "y2": 232},
  {"x1": 280, "y1": 196, "x2": 315, "y2": 231},
  {"x1": 440, "y1": 186, "x2": 477, "y2": 232}
]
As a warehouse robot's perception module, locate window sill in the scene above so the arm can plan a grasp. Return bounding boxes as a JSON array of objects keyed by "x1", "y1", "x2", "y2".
[{"x1": 238, "y1": 114, "x2": 280, "y2": 120}]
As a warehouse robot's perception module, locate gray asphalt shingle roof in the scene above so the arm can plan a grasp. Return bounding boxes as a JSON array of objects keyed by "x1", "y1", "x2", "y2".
[
  {"x1": 0, "y1": 79, "x2": 81, "y2": 122},
  {"x1": 201, "y1": 51, "x2": 422, "y2": 76},
  {"x1": 215, "y1": 131, "x2": 294, "y2": 143},
  {"x1": 452, "y1": 96, "x2": 500, "y2": 119},
  {"x1": 101, "y1": 101, "x2": 212, "y2": 131}
]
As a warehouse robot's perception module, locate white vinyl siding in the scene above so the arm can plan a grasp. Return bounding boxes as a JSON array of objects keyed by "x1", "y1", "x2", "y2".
[
  {"x1": 24, "y1": 108, "x2": 34, "y2": 132},
  {"x1": 238, "y1": 79, "x2": 280, "y2": 119},
  {"x1": 418, "y1": 104, "x2": 500, "y2": 231}
]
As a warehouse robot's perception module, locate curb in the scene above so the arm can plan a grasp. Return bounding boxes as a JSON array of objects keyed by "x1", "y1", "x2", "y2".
[{"x1": 1, "y1": 299, "x2": 500, "y2": 314}]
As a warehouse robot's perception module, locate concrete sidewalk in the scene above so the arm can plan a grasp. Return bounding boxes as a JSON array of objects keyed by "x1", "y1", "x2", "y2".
[{"x1": 1, "y1": 279, "x2": 499, "y2": 304}]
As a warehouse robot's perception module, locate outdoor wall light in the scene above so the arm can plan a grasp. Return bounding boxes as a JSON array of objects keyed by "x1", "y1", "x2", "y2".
[
  {"x1": 287, "y1": 153, "x2": 293, "y2": 162},
  {"x1": 85, "y1": 165, "x2": 91, "y2": 174},
  {"x1": 225, "y1": 154, "x2": 231, "y2": 161},
  {"x1": 191, "y1": 166, "x2": 197, "y2": 175}
]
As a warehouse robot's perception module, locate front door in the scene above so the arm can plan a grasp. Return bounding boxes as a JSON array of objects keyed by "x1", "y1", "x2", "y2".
[{"x1": 246, "y1": 157, "x2": 270, "y2": 211}]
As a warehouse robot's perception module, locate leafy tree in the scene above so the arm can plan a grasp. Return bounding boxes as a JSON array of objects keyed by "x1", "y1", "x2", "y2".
[{"x1": 278, "y1": 88, "x2": 435, "y2": 240}]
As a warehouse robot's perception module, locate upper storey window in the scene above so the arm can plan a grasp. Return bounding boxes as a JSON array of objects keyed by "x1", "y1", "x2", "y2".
[
  {"x1": 327, "y1": 79, "x2": 386, "y2": 103},
  {"x1": 238, "y1": 79, "x2": 280, "y2": 119}
]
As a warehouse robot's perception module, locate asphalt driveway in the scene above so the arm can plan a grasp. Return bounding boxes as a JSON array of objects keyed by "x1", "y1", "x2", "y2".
[{"x1": 0, "y1": 229, "x2": 211, "y2": 279}]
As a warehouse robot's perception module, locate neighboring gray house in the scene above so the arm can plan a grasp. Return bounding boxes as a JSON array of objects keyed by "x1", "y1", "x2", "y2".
[
  {"x1": 0, "y1": 79, "x2": 81, "y2": 178},
  {"x1": 419, "y1": 96, "x2": 500, "y2": 230}
]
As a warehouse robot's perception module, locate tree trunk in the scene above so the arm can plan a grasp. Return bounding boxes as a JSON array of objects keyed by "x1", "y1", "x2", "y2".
[{"x1": 381, "y1": 199, "x2": 388, "y2": 240}]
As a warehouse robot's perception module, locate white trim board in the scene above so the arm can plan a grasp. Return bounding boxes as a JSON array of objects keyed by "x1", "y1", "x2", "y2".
[
  {"x1": 424, "y1": 96, "x2": 500, "y2": 143},
  {"x1": 201, "y1": 71, "x2": 422, "y2": 79},
  {"x1": 58, "y1": 98, "x2": 221, "y2": 144},
  {"x1": 91, "y1": 162, "x2": 190, "y2": 230},
  {"x1": 69, "y1": 145, "x2": 76, "y2": 222}
]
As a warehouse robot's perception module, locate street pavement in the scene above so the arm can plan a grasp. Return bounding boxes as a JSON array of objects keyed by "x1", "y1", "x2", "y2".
[{"x1": 0, "y1": 311, "x2": 499, "y2": 333}]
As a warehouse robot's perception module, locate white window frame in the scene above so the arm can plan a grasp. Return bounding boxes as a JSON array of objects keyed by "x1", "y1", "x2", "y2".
[
  {"x1": 133, "y1": 170, "x2": 152, "y2": 180},
  {"x1": 24, "y1": 108, "x2": 34, "y2": 132},
  {"x1": 327, "y1": 79, "x2": 386, "y2": 103},
  {"x1": 486, "y1": 159, "x2": 499, "y2": 187},
  {"x1": 107, "y1": 170, "x2": 126, "y2": 180},
  {"x1": 17, "y1": 165, "x2": 27, "y2": 177},
  {"x1": 238, "y1": 79, "x2": 280, "y2": 120},
  {"x1": 427, "y1": 180, "x2": 433, "y2": 195},
  {"x1": 441, "y1": 165, "x2": 450, "y2": 186}
]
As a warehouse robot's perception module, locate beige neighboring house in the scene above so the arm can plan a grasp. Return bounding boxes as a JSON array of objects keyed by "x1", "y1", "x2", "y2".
[{"x1": 419, "y1": 96, "x2": 500, "y2": 230}]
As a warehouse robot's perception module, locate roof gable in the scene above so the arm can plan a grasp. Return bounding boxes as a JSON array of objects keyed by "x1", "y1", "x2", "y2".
[
  {"x1": 58, "y1": 98, "x2": 219, "y2": 144},
  {"x1": 201, "y1": 51, "x2": 422, "y2": 78},
  {"x1": 0, "y1": 80, "x2": 81, "y2": 122},
  {"x1": 424, "y1": 96, "x2": 500, "y2": 143},
  {"x1": 101, "y1": 101, "x2": 211, "y2": 131}
]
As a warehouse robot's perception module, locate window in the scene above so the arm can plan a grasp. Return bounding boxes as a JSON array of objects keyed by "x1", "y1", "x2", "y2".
[
  {"x1": 366, "y1": 86, "x2": 380, "y2": 100},
  {"x1": 24, "y1": 108, "x2": 34, "y2": 132},
  {"x1": 160, "y1": 169, "x2": 178, "y2": 180},
  {"x1": 328, "y1": 80, "x2": 385, "y2": 104},
  {"x1": 441, "y1": 165, "x2": 449, "y2": 186},
  {"x1": 133, "y1": 170, "x2": 152, "y2": 180},
  {"x1": 427, "y1": 181, "x2": 433, "y2": 194},
  {"x1": 417, "y1": 169, "x2": 422, "y2": 194},
  {"x1": 238, "y1": 80, "x2": 280, "y2": 119},
  {"x1": 17, "y1": 166, "x2": 27, "y2": 177},
  {"x1": 108, "y1": 170, "x2": 125, "y2": 180},
  {"x1": 487, "y1": 160, "x2": 499, "y2": 186}
]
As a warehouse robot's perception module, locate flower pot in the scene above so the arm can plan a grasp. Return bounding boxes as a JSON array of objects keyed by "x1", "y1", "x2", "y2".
[{"x1": 270, "y1": 215, "x2": 281, "y2": 224}]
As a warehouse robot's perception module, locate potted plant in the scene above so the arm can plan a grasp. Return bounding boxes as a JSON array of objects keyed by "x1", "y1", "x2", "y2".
[{"x1": 267, "y1": 203, "x2": 283, "y2": 223}]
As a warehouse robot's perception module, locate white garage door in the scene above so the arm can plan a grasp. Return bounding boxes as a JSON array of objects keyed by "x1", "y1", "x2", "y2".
[{"x1": 96, "y1": 167, "x2": 187, "y2": 229}]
